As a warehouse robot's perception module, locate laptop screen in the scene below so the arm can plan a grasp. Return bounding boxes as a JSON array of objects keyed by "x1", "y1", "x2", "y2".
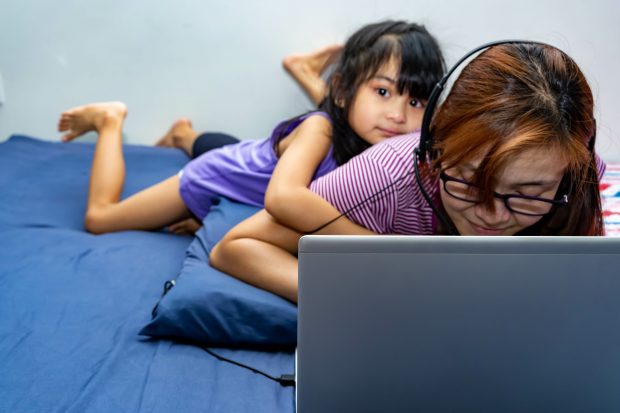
[{"x1": 297, "y1": 235, "x2": 620, "y2": 413}]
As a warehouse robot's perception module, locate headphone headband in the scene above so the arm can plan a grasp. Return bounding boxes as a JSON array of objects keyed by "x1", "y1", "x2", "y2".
[{"x1": 418, "y1": 40, "x2": 556, "y2": 162}]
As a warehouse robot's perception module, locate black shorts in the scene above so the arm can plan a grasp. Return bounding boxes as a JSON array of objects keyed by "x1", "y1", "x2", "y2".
[{"x1": 191, "y1": 132, "x2": 240, "y2": 159}]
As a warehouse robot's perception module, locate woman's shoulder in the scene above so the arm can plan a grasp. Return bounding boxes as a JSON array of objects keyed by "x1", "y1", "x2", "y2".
[
  {"x1": 361, "y1": 131, "x2": 421, "y2": 171},
  {"x1": 383, "y1": 131, "x2": 421, "y2": 149},
  {"x1": 368, "y1": 131, "x2": 420, "y2": 153}
]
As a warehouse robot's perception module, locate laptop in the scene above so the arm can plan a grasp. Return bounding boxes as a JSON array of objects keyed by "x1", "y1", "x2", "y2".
[{"x1": 297, "y1": 235, "x2": 620, "y2": 413}]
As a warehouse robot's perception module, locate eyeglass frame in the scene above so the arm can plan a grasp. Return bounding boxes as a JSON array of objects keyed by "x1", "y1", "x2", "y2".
[{"x1": 439, "y1": 170, "x2": 569, "y2": 217}]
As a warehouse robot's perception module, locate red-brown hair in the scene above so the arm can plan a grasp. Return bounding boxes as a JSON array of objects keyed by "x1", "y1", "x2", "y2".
[{"x1": 430, "y1": 43, "x2": 603, "y2": 235}]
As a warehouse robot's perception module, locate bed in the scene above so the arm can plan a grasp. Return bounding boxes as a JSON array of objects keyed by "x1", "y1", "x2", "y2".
[
  {"x1": 0, "y1": 135, "x2": 295, "y2": 413},
  {"x1": 1, "y1": 135, "x2": 619, "y2": 413}
]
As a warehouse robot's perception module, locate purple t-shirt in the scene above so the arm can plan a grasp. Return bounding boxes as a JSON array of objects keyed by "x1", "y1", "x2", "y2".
[{"x1": 179, "y1": 112, "x2": 337, "y2": 219}]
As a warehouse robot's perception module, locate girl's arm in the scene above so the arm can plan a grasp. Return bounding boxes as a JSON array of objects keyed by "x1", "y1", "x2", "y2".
[
  {"x1": 210, "y1": 207, "x2": 370, "y2": 303},
  {"x1": 209, "y1": 209, "x2": 303, "y2": 302},
  {"x1": 265, "y1": 115, "x2": 373, "y2": 235}
]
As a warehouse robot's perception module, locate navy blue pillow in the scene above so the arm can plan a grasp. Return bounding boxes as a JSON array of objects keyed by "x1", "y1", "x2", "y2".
[{"x1": 140, "y1": 198, "x2": 298, "y2": 347}]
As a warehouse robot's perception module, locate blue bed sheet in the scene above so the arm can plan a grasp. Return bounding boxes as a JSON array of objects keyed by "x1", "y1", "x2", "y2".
[{"x1": 0, "y1": 136, "x2": 295, "y2": 413}]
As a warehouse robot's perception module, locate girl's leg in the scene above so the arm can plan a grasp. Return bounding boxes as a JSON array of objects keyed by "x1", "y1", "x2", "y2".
[
  {"x1": 282, "y1": 44, "x2": 343, "y2": 105},
  {"x1": 158, "y1": 127, "x2": 241, "y2": 234},
  {"x1": 154, "y1": 118, "x2": 199, "y2": 157},
  {"x1": 155, "y1": 121, "x2": 240, "y2": 159},
  {"x1": 58, "y1": 102, "x2": 191, "y2": 234},
  {"x1": 189, "y1": 132, "x2": 240, "y2": 158}
]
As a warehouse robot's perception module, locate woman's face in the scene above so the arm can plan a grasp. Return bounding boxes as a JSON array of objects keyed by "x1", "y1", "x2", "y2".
[{"x1": 440, "y1": 147, "x2": 568, "y2": 236}]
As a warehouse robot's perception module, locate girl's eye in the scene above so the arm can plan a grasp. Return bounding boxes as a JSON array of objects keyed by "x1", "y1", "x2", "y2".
[
  {"x1": 409, "y1": 98, "x2": 424, "y2": 108},
  {"x1": 376, "y1": 88, "x2": 390, "y2": 97}
]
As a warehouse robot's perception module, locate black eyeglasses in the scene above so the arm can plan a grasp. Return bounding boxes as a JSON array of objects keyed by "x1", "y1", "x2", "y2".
[{"x1": 440, "y1": 171, "x2": 568, "y2": 216}]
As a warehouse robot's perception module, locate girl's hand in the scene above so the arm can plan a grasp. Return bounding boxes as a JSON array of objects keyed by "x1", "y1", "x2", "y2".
[{"x1": 168, "y1": 217, "x2": 202, "y2": 235}]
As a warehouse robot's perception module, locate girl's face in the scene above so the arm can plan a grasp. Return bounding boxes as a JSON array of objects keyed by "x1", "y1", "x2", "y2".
[
  {"x1": 440, "y1": 147, "x2": 568, "y2": 236},
  {"x1": 347, "y1": 58, "x2": 424, "y2": 145}
]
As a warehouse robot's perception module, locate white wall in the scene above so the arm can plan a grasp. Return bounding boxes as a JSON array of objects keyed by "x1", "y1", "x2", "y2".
[{"x1": 1, "y1": 0, "x2": 619, "y2": 161}]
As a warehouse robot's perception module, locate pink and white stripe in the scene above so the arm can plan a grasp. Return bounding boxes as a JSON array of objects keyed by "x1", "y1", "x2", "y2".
[{"x1": 310, "y1": 132, "x2": 437, "y2": 235}]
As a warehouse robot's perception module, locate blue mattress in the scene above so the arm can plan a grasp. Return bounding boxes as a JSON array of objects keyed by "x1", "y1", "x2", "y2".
[{"x1": 0, "y1": 136, "x2": 295, "y2": 413}]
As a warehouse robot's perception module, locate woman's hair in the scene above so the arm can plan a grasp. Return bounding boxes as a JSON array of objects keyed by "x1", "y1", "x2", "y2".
[
  {"x1": 431, "y1": 43, "x2": 603, "y2": 236},
  {"x1": 319, "y1": 20, "x2": 445, "y2": 165}
]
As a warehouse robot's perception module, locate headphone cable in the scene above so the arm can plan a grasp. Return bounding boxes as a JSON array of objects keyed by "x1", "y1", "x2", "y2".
[
  {"x1": 305, "y1": 170, "x2": 414, "y2": 234},
  {"x1": 201, "y1": 346, "x2": 295, "y2": 387}
]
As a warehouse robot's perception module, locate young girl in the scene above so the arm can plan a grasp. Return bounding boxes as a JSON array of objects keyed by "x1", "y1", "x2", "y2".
[
  {"x1": 57, "y1": 20, "x2": 445, "y2": 234},
  {"x1": 210, "y1": 42, "x2": 606, "y2": 302}
]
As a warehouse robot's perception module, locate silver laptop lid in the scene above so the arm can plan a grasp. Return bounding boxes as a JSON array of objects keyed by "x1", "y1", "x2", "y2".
[{"x1": 297, "y1": 236, "x2": 620, "y2": 413}]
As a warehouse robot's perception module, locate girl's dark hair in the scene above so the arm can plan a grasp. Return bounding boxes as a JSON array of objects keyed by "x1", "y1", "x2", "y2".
[
  {"x1": 273, "y1": 20, "x2": 444, "y2": 165},
  {"x1": 431, "y1": 43, "x2": 603, "y2": 236},
  {"x1": 323, "y1": 20, "x2": 445, "y2": 165}
]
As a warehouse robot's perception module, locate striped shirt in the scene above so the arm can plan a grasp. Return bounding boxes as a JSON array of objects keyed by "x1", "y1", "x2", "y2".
[
  {"x1": 310, "y1": 132, "x2": 437, "y2": 234},
  {"x1": 309, "y1": 132, "x2": 607, "y2": 235}
]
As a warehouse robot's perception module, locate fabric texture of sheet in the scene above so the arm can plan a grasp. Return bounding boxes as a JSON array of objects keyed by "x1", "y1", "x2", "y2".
[{"x1": 0, "y1": 136, "x2": 295, "y2": 413}]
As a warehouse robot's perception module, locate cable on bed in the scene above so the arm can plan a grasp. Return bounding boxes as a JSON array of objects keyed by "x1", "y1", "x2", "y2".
[
  {"x1": 150, "y1": 283, "x2": 295, "y2": 386},
  {"x1": 202, "y1": 347, "x2": 295, "y2": 386}
]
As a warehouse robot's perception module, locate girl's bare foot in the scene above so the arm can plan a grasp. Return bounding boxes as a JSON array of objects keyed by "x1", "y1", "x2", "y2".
[
  {"x1": 155, "y1": 118, "x2": 199, "y2": 157},
  {"x1": 58, "y1": 102, "x2": 128, "y2": 142},
  {"x1": 282, "y1": 44, "x2": 343, "y2": 78},
  {"x1": 282, "y1": 44, "x2": 343, "y2": 105}
]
